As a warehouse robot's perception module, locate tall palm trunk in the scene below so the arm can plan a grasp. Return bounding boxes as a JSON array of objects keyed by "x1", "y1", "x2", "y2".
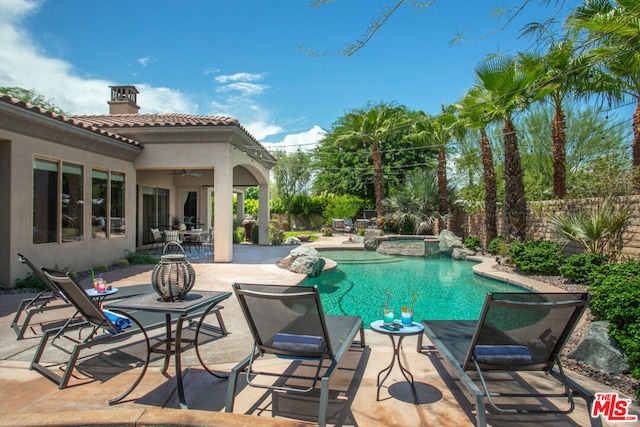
[
  {"x1": 552, "y1": 106, "x2": 567, "y2": 199},
  {"x1": 437, "y1": 144, "x2": 448, "y2": 215},
  {"x1": 503, "y1": 118, "x2": 528, "y2": 240},
  {"x1": 372, "y1": 138, "x2": 385, "y2": 218},
  {"x1": 633, "y1": 100, "x2": 640, "y2": 192},
  {"x1": 480, "y1": 129, "x2": 497, "y2": 244}
]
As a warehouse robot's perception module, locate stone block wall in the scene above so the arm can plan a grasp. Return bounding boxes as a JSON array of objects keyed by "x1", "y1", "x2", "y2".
[{"x1": 451, "y1": 195, "x2": 640, "y2": 260}]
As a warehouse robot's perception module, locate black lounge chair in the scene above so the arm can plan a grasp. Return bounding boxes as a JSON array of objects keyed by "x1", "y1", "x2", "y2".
[
  {"x1": 30, "y1": 268, "x2": 156, "y2": 404},
  {"x1": 419, "y1": 292, "x2": 602, "y2": 427},
  {"x1": 226, "y1": 283, "x2": 365, "y2": 427},
  {"x1": 11, "y1": 254, "x2": 72, "y2": 340}
]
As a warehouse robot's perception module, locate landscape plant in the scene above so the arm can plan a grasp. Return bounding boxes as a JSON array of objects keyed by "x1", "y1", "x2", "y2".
[
  {"x1": 559, "y1": 253, "x2": 608, "y2": 286},
  {"x1": 588, "y1": 260, "x2": 640, "y2": 399},
  {"x1": 464, "y1": 236, "x2": 481, "y2": 252},
  {"x1": 487, "y1": 234, "x2": 509, "y2": 255},
  {"x1": 508, "y1": 240, "x2": 563, "y2": 275}
]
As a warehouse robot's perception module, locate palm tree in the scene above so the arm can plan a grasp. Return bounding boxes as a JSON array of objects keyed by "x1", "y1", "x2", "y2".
[
  {"x1": 383, "y1": 169, "x2": 441, "y2": 234},
  {"x1": 334, "y1": 104, "x2": 409, "y2": 219},
  {"x1": 519, "y1": 38, "x2": 591, "y2": 199},
  {"x1": 456, "y1": 85, "x2": 500, "y2": 244},
  {"x1": 568, "y1": 0, "x2": 640, "y2": 190},
  {"x1": 474, "y1": 55, "x2": 549, "y2": 240}
]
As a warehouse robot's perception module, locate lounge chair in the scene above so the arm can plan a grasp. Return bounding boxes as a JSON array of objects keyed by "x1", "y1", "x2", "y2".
[
  {"x1": 11, "y1": 254, "x2": 71, "y2": 340},
  {"x1": 331, "y1": 218, "x2": 351, "y2": 235},
  {"x1": 31, "y1": 268, "x2": 156, "y2": 404},
  {"x1": 149, "y1": 227, "x2": 165, "y2": 252},
  {"x1": 418, "y1": 292, "x2": 602, "y2": 427},
  {"x1": 226, "y1": 283, "x2": 365, "y2": 427}
]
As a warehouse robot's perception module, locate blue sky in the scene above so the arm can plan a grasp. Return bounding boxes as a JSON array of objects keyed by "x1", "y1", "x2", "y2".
[{"x1": 0, "y1": 0, "x2": 583, "y2": 151}]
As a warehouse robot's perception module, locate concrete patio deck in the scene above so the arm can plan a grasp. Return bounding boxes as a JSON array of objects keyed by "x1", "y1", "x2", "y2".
[{"x1": 0, "y1": 236, "x2": 637, "y2": 426}]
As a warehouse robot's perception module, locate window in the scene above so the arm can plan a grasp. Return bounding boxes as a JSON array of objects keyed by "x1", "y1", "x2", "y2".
[
  {"x1": 33, "y1": 159, "x2": 126, "y2": 243},
  {"x1": 110, "y1": 171, "x2": 125, "y2": 235},
  {"x1": 62, "y1": 163, "x2": 84, "y2": 242},
  {"x1": 92, "y1": 169, "x2": 108, "y2": 239},
  {"x1": 33, "y1": 159, "x2": 58, "y2": 244},
  {"x1": 91, "y1": 169, "x2": 126, "y2": 239}
]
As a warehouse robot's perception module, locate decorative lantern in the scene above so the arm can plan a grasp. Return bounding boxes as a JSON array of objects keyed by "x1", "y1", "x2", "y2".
[{"x1": 151, "y1": 242, "x2": 195, "y2": 301}]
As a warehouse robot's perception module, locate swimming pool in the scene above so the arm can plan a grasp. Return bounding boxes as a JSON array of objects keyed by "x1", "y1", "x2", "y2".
[{"x1": 304, "y1": 249, "x2": 527, "y2": 326}]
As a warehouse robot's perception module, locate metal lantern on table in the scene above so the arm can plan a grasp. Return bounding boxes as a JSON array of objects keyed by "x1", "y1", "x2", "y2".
[{"x1": 151, "y1": 242, "x2": 195, "y2": 301}]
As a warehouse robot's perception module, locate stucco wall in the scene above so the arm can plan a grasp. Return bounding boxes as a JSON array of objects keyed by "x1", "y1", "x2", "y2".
[{"x1": 1, "y1": 129, "x2": 138, "y2": 287}]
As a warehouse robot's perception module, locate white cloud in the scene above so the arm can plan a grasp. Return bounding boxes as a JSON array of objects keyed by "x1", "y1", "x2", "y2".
[
  {"x1": 215, "y1": 82, "x2": 268, "y2": 97},
  {"x1": 263, "y1": 125, "x2": 326, "y2": 153},
  {"x1": 215, "y1": 72, "x2": 264, "y2": 83},
  {"x1": 0, "y1": 0, "x2": 193, "y2": 115},
  {"x1": 137, "y1": 57, "x2": 151, "y2": 67},
  {"x1": 0, "y1": 0, "x2": 309, "y2": 146}
]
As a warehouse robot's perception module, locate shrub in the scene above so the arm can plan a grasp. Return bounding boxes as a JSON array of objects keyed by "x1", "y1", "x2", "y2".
[
  {"x1": 15, "y1": 271, "x2": 48, "y2": 291},
  {"x1": 559, "y1": 253, "x2": 608, "y2": 286},
  {"x1": 116, "y1": 259, "x2": 130, "y2": 268},
  {"x1": 464, "y1": 236, "x2": 481, "y2": 251},
  {"x1": 94, "y1": 264, "x2": 108, "y2": 273},
  {"x1": 509, "y1": 240, "x2": 563, "y2": 275},
  {"x1": 589, "y1": 261, "x2": 640, "y2": 399},
  {"x1": 487, "y1": 234, "x2": 509, "y2": 255},
  {"x1": 126, "y1": 252, "x2": 160, "y2": 265},
  {"x1": 233, "y1": 227, "x2": 244, "y2": 244}
]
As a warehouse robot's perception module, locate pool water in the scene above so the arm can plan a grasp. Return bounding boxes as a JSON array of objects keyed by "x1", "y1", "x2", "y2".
[{"x1": 304, "y1": 249, "x2": 527, "y2": 327}]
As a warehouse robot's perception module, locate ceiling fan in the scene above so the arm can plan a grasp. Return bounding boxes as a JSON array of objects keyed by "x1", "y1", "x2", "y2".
[{"x1": 168, "y1": 169, "x2": 203, "y2": 177}]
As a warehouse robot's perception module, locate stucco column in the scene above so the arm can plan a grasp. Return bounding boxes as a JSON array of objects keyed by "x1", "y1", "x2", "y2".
[
  {"x1": 236, "y1": 192, "x2": 245, "y2": 225},
  {"x1": 258, "y1": 183, "x2": 270, "y2": 245},
  {"x1": 214, "y1": 155, "x2": 234, "y2": 262}
]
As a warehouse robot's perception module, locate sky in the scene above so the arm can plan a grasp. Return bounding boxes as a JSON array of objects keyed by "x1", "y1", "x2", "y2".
[{"x1": 0, "y1": 0, "x2": 585, "y2": 152}]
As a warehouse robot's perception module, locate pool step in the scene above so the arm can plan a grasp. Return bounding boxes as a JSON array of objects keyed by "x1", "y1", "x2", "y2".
[{"x1": 376, "y1": 241, "x2": 426, "y2": 257}]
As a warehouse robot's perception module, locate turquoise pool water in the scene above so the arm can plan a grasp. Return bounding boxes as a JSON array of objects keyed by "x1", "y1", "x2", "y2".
[{"x1": 304, "y1": 249, "x2": 527, "y2": 326}]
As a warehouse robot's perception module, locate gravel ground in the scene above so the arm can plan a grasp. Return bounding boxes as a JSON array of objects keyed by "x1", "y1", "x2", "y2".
[{"x1": 493, "y1": 263, "x2": 640, "y2": 398}]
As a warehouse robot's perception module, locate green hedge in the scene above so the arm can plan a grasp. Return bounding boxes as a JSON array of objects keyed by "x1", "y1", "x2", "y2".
[
  {"x1": 589, "y1": 261, "x2": 640, "y2": 400},
  {"x1": 509, "y1": 240, "x2": 563, "y2": 276}
]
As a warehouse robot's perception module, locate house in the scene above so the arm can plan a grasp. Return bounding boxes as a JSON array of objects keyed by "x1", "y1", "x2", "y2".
[{"x1": 0, "y1": 85, "x2": 276, "y2": 288}]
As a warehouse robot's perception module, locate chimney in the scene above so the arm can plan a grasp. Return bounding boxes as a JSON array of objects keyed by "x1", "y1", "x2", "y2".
[{"x1": 108, "y1": 85, "x2": 140, "y2": 114}]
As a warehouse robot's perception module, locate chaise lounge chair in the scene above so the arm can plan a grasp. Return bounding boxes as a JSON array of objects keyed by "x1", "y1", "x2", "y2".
[
  {"x1": 11, "y1": 254, "x2": 72, "y2": 340},
  {"x1": 226, "y1": 283, "x2": 365, "y2": 427},
  {"x1": 31, "y1": 268, "x2": 157, "y2": 404},
  {"x1": 418, "y1": 292, "x2": 602, "y2": 427}
]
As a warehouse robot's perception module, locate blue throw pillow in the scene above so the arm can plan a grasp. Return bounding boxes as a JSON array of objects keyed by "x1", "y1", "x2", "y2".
[
  {"x1": 272, "y1": 333, "x2": 325, "y2": 356},
  {"x1": 473, "y1": 345, "x2": 533, "y2": 365}
]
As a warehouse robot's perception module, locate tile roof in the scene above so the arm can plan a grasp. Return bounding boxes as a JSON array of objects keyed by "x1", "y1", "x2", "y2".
[
  {"x1": 0, "y1": 94, "x2": 142, "y2": 148},
  {"x1": 73, "y1": 113, "x2": 276, "y2": 162}
]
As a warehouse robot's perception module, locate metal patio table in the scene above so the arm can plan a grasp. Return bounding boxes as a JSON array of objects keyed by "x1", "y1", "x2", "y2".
[{"x1": 106, "y1": 290, "x2": 231, "y2": 409}]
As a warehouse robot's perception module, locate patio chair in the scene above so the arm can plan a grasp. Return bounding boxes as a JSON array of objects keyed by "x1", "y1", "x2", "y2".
[
  {"x1": 31, "y1": 267, "x2": 156, "y2": 404},
  {"x1": 11, "y1": 254, "x2": 71, "y2": 340},
  {"x1": 201, "y1": 228, "x2": 214, "y2": 256},
  {"x1": 163, "y1": 229, "x2": 182, "y2": 251},
  {"x1": 331, "y1": 218, "x2": 351, "y2": 235},
  {"x1": 418, "y1": 292, "x2": 602, "y2": 427},
  {"x1": 226, "y1": 283, "x2": 365, "y2": 427},
  {"x1": 149, "y1": 227, "x2": 164, "y2": 252}
]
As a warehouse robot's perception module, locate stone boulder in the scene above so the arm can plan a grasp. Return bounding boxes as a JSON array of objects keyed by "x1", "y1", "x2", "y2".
[
  {"x1": 284, "y1": 237, "x2": 301, "y2": 245},
  {"x1": 567, "y1": 321, "x2": 629, "y2": 375},
  {"x1": 290, "y1": 246, "x2": 320, "y2": 258},
  {"x1": 286, "y1": 246, "x2": 325, "y2": 277},
  {"x1": 452, "y1": 246, "x2": 476, "y2": 260},
  {"x1": 438, "y1": 229, "x2": 464, "y2": 257},
  {"x1": 290, "y1": 255, "x2": 326, "y2": 278},
  {"x1": 364, "y1": 229, "x2": 383, "y2": 251}
]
